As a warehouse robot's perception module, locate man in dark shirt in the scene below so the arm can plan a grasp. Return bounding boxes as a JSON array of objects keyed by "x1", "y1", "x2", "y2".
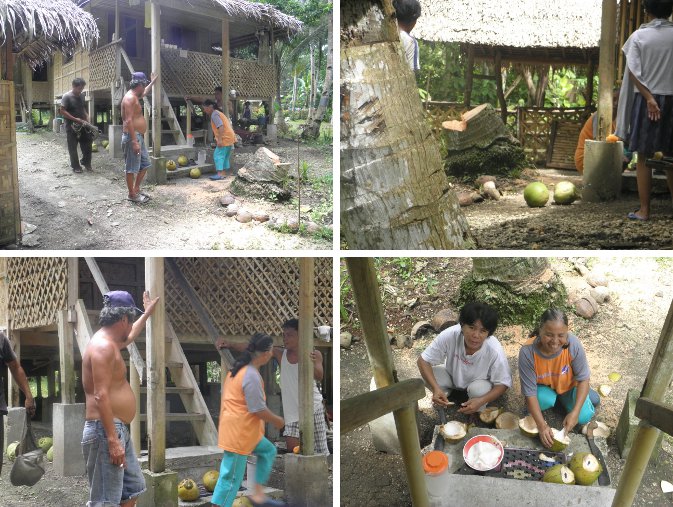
[
  {"x1": 0, "y1": 332, "x2": 36, "y2": 476},
  {"x1": 59, "y1": 77, "x2": 93, "y2": 173}
]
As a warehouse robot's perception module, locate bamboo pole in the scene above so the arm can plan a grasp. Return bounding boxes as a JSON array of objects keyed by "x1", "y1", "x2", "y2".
[
  {"x1": 130, "y1": 360, "x2": 141, "y2": 455},
  {"x1": 298, "y1": 258, "x2": 315, "y2": 455},
  {"x1": 57, "y1": 310, "x2": 76, "y2": 404},
  {"x1": 612, "y1": 298, "x2": 673, "y2": 507},
  {"x1": 145, "y1": 257, "x2": 166, "y2": 472},
  {"x1": 151, "y1": 1, "x2": 161, "y2": 156},
  {"x1": 345, "y1": 258, "x2": 428, "y2": 507},
  {"x1": 494, "y1": 49, "x2": 507, "y2": 125},
  {"x1": 597, "y1": 0, "x2": 617, "y2": 140},
  {"x1": 586, "y1": 58, "x2": 595, "y2": 108},
  {"x1": 221, "y1": 18, "x2": 230, "y2": 116}
]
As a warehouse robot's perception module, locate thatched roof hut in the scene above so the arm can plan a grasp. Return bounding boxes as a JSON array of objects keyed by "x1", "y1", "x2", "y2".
[
  {"x1": 0, "y1": 0, "x2": 99, "y2": 68},
  {"x1": 414, "y1": 0, "x2": 602, "y2": 65}
]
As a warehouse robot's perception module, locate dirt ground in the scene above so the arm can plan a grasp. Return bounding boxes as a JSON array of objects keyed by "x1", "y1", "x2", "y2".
[
  {"x1": 340, "y1": 257, "x2": 673, "y2": 506},
  {"x1": 458, "y1": 168, "x2": 673, "y2": 250},
  {"x1": 8, "y1": 130, "x2": 332, "y2": 250}
]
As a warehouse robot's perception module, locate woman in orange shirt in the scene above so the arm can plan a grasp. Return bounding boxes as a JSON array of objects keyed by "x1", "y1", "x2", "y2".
[{"x1": 211, "y1": 333, "x2": 285, "y2": 507}]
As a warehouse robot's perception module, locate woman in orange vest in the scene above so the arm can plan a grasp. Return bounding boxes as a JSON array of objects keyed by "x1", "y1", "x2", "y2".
[
  {"x1": 518, "y1": 309, "x2": 600, "y2": 449},
  {"x1": 211, "y1": 333, "x2": 285, "y2": 507},
  {"x1": 203, "y1": 99, "x2": 236, "y2": 181}
]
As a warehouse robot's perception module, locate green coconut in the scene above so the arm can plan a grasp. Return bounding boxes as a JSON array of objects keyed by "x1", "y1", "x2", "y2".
[
  {"x1": 202, "y1": 469, "x2": 219, "y2": 492},
  {"x1": 91, "y1": 143, "x2": 98, "y2": 153},
  {"x1": 519, "y1": 415, "x2": 539, "y2": 438},
  {"x1": 6, "y1": 441, "x2": 20, "y2": 461},
  {"x1": 38, "y1": 436, "x2": 53, "y2": 453},
  {"x1": 101, "y1": 140, "x2": 109, "y2": 148},
  {"x1": 542, "y1": 464, "x2": 575, "y2": 485},
  {"x1": 189, "y1": 167, "x2": 202, "y2": 179},
  {"x1": 177, "y1": 478, "x2": 200, "y2": 501},
  {"x1": 178, "y1": 154, "x2": 189, "y2": 167},
  {"x1": 46, "y1": 446, "x2": 54, "y2": 462},
  {"x1": 568, "y1": 452, "x2": 603, "y2": 485},
  {"x1": 232, "y1": 498, "x2": 253, "y2": 507},
  {"x1": 166, "y1": 159, "x2": 177, "y2": 171},
  {"x1": 553, "y1": 181, "x2": 577, "y2": 205},
  {"x1": 550, "y1": 428, "x2": 570, "y2": 452},
  {"x1": 523, "y1": 182, "x2": 550, "y2": 207}
]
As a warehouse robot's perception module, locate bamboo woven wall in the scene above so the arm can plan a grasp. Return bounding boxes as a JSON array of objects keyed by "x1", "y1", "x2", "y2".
[
  {"x1": 0, "y1": 258, "x2": 7, "y2": 325},
  {"x1": 516, "y1": 107, "x2": 591, "y2": 164},
  {"x1": 0, "y1": 81, "x2": 19, "y2": 246},
  {"x1": 424, "y1": 101, "x2": 465, "y2": 134},
  {"x1": 6, "y1": 258, "x2": 69, "y2": 330},
  {"x1": 88, "y1": 41, "x2": 120, "y2": 92},
  {"x1": 53, "y1": 51, "x2": 91, "y2": 98},
  {"x1": 165, "y1": 257, "x2": 333, "y2": 337}
]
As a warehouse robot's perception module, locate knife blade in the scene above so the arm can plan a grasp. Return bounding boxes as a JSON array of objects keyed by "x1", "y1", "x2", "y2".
[
  {"x1": 434, "y1": 406, "x2": 447, "y2": 451},
  {"x1": 586, "y1": 421, "x2": 610, "y2": 486}
]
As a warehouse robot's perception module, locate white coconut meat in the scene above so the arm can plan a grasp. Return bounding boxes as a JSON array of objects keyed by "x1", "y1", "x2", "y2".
[
  {"x1": 466, "y1": 441, "x2": 501, "y2": 470},
  {"x1": 581, "y1": 421, "x2": 610, "y2": 438},
  {"x1": 439, "y1": 421, "x2": 467, "y2": 443}
]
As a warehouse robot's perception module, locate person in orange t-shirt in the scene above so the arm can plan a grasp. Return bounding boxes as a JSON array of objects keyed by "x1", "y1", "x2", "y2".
[
  {"x1": 211, "y1": 333, "x2": 285, "y2": 507},
  {"x1": 203, "y1": 99, "x2": 236, "y2": 181},
  {"x1": 518, "y1": 309, "x2": 600, "y2": 449}
]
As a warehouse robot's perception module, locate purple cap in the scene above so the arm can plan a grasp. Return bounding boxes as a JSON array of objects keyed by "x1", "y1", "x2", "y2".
[
  {"x1": 103, "y1": 291, "x2": 144, "y2": 315},
  {"x1": 131, "y1": 72, "x2": 149, "y2": 83}
]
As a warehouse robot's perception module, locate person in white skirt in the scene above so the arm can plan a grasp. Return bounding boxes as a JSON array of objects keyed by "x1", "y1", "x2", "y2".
[{"x1": 417, "y1": 302, "x2": 512, "y2": 417}]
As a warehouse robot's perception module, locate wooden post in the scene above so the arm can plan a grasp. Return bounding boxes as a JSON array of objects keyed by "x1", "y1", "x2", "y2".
[
  {"x1": 464, "y1": 44, "x2": 474, "y2": 108},
  {"x1": 346, "y1": 258, "x2": 428, "y2": 507},
  {"x1": 586, "y1": 58, "x2": 596, "y2": 109},
  {"x1": 130, "y1": 359, "x2": 141, "y2": 454},
  {"x1": 88, "y1": 94, "x2": 95, "y2": 128},
  {"x1": 5, "y1": 31, "x2": 13, "y2": 81},
  {"x1": 597, "y1": 0, "x2": 617, "y2": 140},
  {"x1": 221, "y1": 18, "x2": 230, "y2": 116},
  {"x1": 145, "y1": 257, "x2": 166, "y2": 473},
  {"x1": 151, "y1": 1, "x2": 162, "y2": 156},
  {"x1": 612, "y1": 298, "x2": 673, "y2": 507},
  {"x1": 114, "y1": 0, "x2": 120, "y2": 39},
  {"x1": 298, "y1": 258, "x2": 315, "y2": 456},
  {"x1": 57, "y1": 310, "x2": 76, "y2": 404},
  {"x1": 494, "y1": 50, "x2": 508, "y2": 126},
  {"x1": 47, "y1": 362, "x2": 55, "y2": 399},
  {"x1": 8, "y1": 330, "x2": 21, "y2": 407}
]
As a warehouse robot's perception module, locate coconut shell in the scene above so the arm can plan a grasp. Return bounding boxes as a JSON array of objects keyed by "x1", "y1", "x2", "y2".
[
  {"x1": 581, "y1": 421, "x2": 610, "y2": 438},
  {"x1": 438, "y1": 421, "x2": 467, "y2": 444},
  {"x1": 225, "y1": 204, "x2": 239, "y2": 217},
  {"x1": 519, "y1": 415, "x2": 539, "y2": 438},
  {"x1": 550, "y1": 428, "x2": 570, "y2": 452},
  {"x1": 568, "y1": 452, "x2": 602, "y2": 485},
  {"x1": 219, "y1": 194, "x2": 235, "y2": 207},
  {"x1": 236, "y1": 210, "x2": 253, "y2": 223},
  {"x1": 479, "y1": 406, "x2": 502, "y2": 425},
  {"x1": 252, "y1": 211, "x2": 270, "y2": 222},
  {"x1": 306, "y1": 221, "x2": 320, "y2": 233},
  {"x1": 576, "y1": 297, "x2": 598, "y2": 319},
  {"x1": 431, "y1": 309, "x2": 458, "y2": 333},
  {"x1": 542, "y1": 464, "x2": 575, "y2": 485},
  {"x1": 495, "y1": 411, "x2": 519, "y2": 430}
]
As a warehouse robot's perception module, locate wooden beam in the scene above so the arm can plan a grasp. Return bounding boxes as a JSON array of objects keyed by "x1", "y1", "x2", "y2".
[
  {"x1": 83, "y1": 257, "x2": 145, "y2": 378},
  {"x1": 597, "y1": 0, "x2": 617, "y2": 140},
  {"x1": 145, "y1": 257, "x2": 166, "y2": 472},
  {"x1": 57, "y1": 310, "x2": 76, "y2": 404},
  {"x1": 345, "y1": 258, "x2": 428, "y2": 507},
  {"x1": 130, "y1": 358, "x2": 141, "y2": 454},
  {"x1": 494, "y1": 49, "x2": 508, "y2": 125},
  {"x1": 341, "y1": 379, "x2": 425, "y2": 434},
  {"x1": 298, "y1": 258, "x2": 315, "y2": 456},
  {"x1": 165, "y1": 258, "x2": 235, "y2": 369},
  {"x1": 635, "y1": 397, "x2": 673, "y2": 436},
  {"x1": 586, "y1": 58, "x2": 596, "y2": 109},
  {"x1": 74, "y1": 300, "x2": 94, "y2": 355},
  {"x1": 221, "y1": 18, "x2": 230, "y2": 116},
  {"x1": 151, "y1": 1, "x2": 162, "y2": 156},
  {"x1": 8, "y1": 329, "x2": 20, "y2": 407},
  {"x1": 464, "y1": 45, "x2": 474, "y2": 108}
]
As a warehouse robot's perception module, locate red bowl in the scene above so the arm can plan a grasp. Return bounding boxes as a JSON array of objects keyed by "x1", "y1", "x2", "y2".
[{"x1": 462, "y1": 434, "x2": 504, "y2": 472}]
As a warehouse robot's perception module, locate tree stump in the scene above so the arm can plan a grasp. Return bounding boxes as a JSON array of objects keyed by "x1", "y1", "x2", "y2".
[
  {"x1": 442, "y1": 104, "x2": 526, "y2": 177},
  {"x1": 231, "y1": 147, "x2": 291, "y2": 201}
]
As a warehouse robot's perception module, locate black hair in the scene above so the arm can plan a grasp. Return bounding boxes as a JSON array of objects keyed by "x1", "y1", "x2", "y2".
[
  {"x1": 129, "y1": 80, "x2": 145, "y2": 90},
  {"x1": 644, "y1": 0, "x2": 673, "y2": 18},
  {"x1": 72, "y1": 77, "x2": 86, "y2": 88},
  {"x1": 203, "y1": 99, "x2": 217, "y2": 108},
  {"x1": 99, "y1": 306, "x2": 137, "y2": 327},
  {"x1": 282, "y1": 318, "x2": 299, "y2": 331},
  {"x1": 529, "y1": 308, "x2": 568, "y2": 338},
  {"x1": 458, "y1": 302, "x2": 498, "y2": 336},
  {"x1": 393, "y1": 0, "x2": 422, "y2": 24},
  {"x1": 230, "y1": 332, "x2": 274, "y2": 377},
  {"x1": 214, "y1": 86, "x2": 223, "y2": 92}
]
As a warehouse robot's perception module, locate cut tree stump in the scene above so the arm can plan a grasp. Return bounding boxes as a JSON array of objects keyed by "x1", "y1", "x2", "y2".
[
  {"x1": 442, "y1": 103, "x2": 526, "y2": 177},
  {"x1": 231, "y1": 147, "x2": 291, "y2": 201}
]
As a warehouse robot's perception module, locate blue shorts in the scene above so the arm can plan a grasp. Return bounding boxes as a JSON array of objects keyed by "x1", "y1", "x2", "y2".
[
  {"x1": 537, "y1": 385, "x2": 599, "y2": 425},
  {"x1": 214, "y1": 145, "x2": 233, "y2": 172},
  {"x1": 82, "y1": 419, "x2": 146, "y2": 507},
  {"x1": 121, "y1": 132, "x2": 151, "y2": 174}
]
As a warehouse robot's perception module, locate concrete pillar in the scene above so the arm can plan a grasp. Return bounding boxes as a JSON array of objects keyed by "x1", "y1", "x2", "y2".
[
  {"x1": 137, "y1": 469, "x2": 178, "y2": 507},
  {"x1": 615, "y1": 388, "x2": 663, "y2": 463},
  {"x1": 53, "y1": 403, "x2": 86, "y2": 476},
  {"x1": 583, "y1": 140, "x2": 622, "y2": 202},
  {"x1": 109, "y1": 124, "x2": 124, "y2": 159},
  {"x1": 4, "y1": 407, "x2": 27, "y2": 453},
  {"x1": 284, "y1": 454, "x2": 330, "y2": 507},
  {"x1": 147, "y1": 156, "x2": 167, "y2": 185}
]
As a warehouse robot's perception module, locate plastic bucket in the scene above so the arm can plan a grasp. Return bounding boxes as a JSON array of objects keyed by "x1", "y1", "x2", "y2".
[
  {"x1": 197, "y1": 150, "x2": 206, "y2": 165},
  {"x1": 246, "y1": 456, "x2": 256, "y2": 489}
]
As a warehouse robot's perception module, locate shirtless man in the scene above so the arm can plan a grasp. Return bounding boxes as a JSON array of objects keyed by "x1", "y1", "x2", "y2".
[
  {"x1": 217, "y1": 318, "x2": 330, "y2": 454},
  {"x1": 82, "y1": 290, "x2": 158, "y2": 507},
  {"x1": 121, "y1": 71, "x2": 157, "y2": 203}
]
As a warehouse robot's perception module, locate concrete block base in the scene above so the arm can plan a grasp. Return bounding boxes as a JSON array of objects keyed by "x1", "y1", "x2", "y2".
[
  {"x1": 5, "y1": 408, "x2": 27, "y2": 453},
  {"x1": 616, "y1": 388, "x2": 663, "y2": 462},
  {"x1": 108, "y1": 124, "x2": 123, "y2": 159},
  {"x1": 368, "y1": 377, "x2": 420, "y2": 454},
  {"x1": 53, "y1": 403, "x2": 85, "y2": 476},
  {"x1": 583, "y1": 140, "x2": 622, "y2": 202},
  {"x1": 148, "y1": 156, "x2": 168, "y2": 185},
  {"x1": 284, "y1": 454, "x2": 329, "y2": 507},
  {"x1": 137, "y1": 469, "x2": 178, "y2": 507}
]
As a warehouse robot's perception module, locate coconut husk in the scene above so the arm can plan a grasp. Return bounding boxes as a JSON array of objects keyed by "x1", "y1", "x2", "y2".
[{"x1": 495, "y1": 411, "x2": 519, "y2": 429}]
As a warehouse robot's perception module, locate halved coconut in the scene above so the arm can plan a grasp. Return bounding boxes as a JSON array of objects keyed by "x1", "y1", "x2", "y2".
[
  {"x1": 439, "y1": 421, "x2": 467, "y2": 444},
  {"x1": 538, "y1": 453, "x2": 556, "y2": 463},
  {"x1": 494, "y1": 411, "x2": 519, "y2": 430},
  {"x1": 550, "y1": 428, "x2": 570, "y2": 452},
  {"x1": 518, "y1": 415, "x2": 539, "y2": 438},
  {"x1": 581, "y1": 421, "x2": 610, "y2": 438},
  {"x1": 542, "y1": 464, "x2": 575, "y2": 485},
  {"x1": 479, "y1": 407, "x2": 502, "y2": 425},
  {"x1": 598, "y1": 384, "x2": 612, "y2": 397},
  {"x1": 568, "y1": 452, "x2": 602, "y2": 485}
]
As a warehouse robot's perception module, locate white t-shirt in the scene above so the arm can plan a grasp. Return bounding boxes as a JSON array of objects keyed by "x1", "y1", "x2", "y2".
[
  {"x1": 399, "y1": 30, "x2": 420, "y2": 72},
  {"x1": 420, "y1": 324, "x2": 512, "y2": 389},
  {"x1": 622, "y1": 19, "x2": 673, "y2": 95},
  {"x1": 280, "y1": 349, "x2": 324, "y2": 423}
]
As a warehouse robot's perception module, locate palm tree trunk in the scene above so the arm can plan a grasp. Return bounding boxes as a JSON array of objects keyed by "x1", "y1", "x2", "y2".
[
  {"x1": 303, "y1": 11, "x2": 333, "y2": 139},
  {"x1": 472, "y1": 258, "x2": 549, "y2": 290},
  {"x1": 307, "y1": 43, "x2": 316, "y2": 120},
  {"x1": 341, "y1": 0, "x2": 474, "y2": 249}
]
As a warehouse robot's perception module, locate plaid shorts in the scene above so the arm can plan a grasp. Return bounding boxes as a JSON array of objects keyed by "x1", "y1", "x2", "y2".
[{"x1": 283, "y1": 406, "x2": 330, "y2": 455}]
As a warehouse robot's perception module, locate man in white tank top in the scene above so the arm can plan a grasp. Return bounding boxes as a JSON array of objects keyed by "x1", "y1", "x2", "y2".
[{"x1": 216, "y1": 319, "x2": 330, "y2": 455}]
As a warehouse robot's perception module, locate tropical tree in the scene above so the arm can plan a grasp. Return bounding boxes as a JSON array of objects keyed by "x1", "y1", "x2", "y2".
[
  {"x1": 341, "y1": 0, "x2": 474, "y2": 250},
  {"x1": 302, "y1": 7, "x2": 332, "y2": 139}
]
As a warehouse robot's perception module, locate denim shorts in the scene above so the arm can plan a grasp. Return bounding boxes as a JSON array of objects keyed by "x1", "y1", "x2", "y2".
[
  {"x1": 82, "y1": 419, "x2": 146, "y2": 507},
  {"x1": 121, "y1": 132, "x2": 151, "y2": 174}
]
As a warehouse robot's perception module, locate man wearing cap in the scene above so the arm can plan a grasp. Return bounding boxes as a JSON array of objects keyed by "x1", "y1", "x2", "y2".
[
  {"x1": 121, "y1": 72, "x2": 157, "y2": 203},
  {"x1": 60, "y1": 77, "x2": 94, "y2": 173},
  {"x1": 82, "y1": 290, "x2": 158, "y2": 507},
  {"x1": 0, "y1": 331, "x2": 36, "y2": 477},
  {"x1": 203, "y1": 99, "x2": 236, "y2": 180}
]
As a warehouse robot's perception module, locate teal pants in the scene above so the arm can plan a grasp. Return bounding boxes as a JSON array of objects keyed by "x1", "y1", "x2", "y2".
[
  {"x1": 537, "y1": 385, "x2": 597, "y2": 425},
  {"x1": 211, "y1": 437, "x2": 277, "y2": 507}
]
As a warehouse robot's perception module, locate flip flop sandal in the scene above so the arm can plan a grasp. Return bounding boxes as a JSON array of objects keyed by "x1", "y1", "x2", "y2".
[
  {"x1": 139, "y1": 191, "x2": 152, "y2": 199},
  {"x1": 73, "y1": 167, "x2": 83, "y2": 174},
  {"x1": 627, "y1": 211, "x2": 648, "y2": 221},
  {"x1": 128, "y1": 194, "x2": 149, "y2": 204}
]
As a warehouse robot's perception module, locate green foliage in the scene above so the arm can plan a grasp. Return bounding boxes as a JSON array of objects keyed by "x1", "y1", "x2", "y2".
[
  {"x1": 394, "y1": 258, "x2": 415, "y2": 280},
  {"x1": 207, "y1": 361, "x2": 221, "y2": 383}
]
